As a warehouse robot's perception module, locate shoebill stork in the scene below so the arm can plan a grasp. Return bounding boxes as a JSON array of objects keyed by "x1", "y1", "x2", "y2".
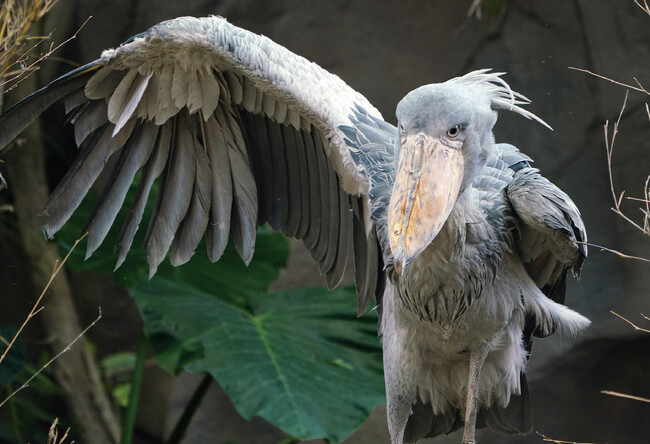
[{"x1": 0, "y1": 16, "x2": 589, "y2": 443}]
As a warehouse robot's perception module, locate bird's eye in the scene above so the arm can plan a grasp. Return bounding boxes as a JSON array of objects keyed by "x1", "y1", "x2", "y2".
[{"x1": 446, "y1": 124, "x2": 462, "y2": 139}]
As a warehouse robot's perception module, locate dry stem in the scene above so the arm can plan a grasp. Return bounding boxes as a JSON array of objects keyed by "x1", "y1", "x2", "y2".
[
  {"x1": 47, "y1": 418, "x2": 74, "y2": 444},
  {"x1": 636, "y1": 0, "x2": 650, "y2": 16},
  {"x1": 0, "y1": 308, "x2": 102, "y2": 409},
  {"x1": 536, "y1": 431, "x2": 607, "y2": 444},
  {"x1": 610, "y1": 310, "x2": 650, "y2": 333},
  {"x1": 574, "y1": 241, "x2": 650, "y2": 262},
  {"x1": 0, "y1": 15, "x2": 91, "y2": 94},
  {"x1": 602, "y1": 92, "x2": 650, "y2": 238},
  {"x1": 0, "y1": 233, "x2": 87, "y2": 367},
  {"x1": 568, "y1": 67, "x2": 649, "y2": 96},
  {"x1": 601, "y1": 390, "x2": 650, "y2": 403}
]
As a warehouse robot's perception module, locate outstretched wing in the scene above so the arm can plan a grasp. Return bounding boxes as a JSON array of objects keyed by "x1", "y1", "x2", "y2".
[
  {"x1": 500, "y1": 143, "x2": 587, "y2": 339},
  {"x1": 0, "y1": 15, "x2": 395, "y2": 313}
]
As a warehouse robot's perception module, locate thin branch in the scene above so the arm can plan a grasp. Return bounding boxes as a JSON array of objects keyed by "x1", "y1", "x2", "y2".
[
  {"x1": 48, "y1": 418, "x2": 73, "y2": 444},
  {"x1": 603, "y1": 93, "x2": 650, "y2": 237},
  {"x1": 0, "y1": 15, "x2": 92, "y2": 92},
  {"x1": 635, "y1": 0, "x2": 650, "y2": 16},
  {"x1": 536, "y1": 431, "x2": 607, "y2": 444},
  {"x1": 610, "y1": 310, "x2": 650, "y2": 333},
  {"x1": 0, "y1": 233, "x2": 87, "y2": 367},
  {"x1": 574, "y1": 241, "x2": 650, "y2": 262},
  {"x1": 0, "y1": 307, "x2": 102, "y2": 409},
  {"x1": 601, "y1": 390, "x2": 650, "y2": 403},
  {"x1": 568, "y1": 66, "x2": 649, "y2": 95}
]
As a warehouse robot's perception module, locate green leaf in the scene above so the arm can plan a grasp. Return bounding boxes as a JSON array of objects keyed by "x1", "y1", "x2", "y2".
[
  {"x1": 112, "y1": 383, "x2": 131, "y2": 407},
  {"x1": 100, "y1": 352, "x2": 136, "y2": 373},
  {"x1": 155, "y1": 226, "x2": 288, "y2": 308},
  {"x1": 132, "y1": 278, "x2": 385, "y2": 443}
]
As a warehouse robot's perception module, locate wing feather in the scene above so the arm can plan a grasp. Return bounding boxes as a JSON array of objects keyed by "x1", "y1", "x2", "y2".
[
  {"x1": 320, "y1": 154, "x2": 341, "y2": 275},
  {"x1": 156, "y1": 65, "x2": 179, "y2": 125},
  {"x1": 281, "y1": 124, "x2": 302, "y2": 238},
  {"x1": 311, "y1": 132, "x2": 331, "y2": 264},
  {"x1": 170, "y1": 117, "x2": 211, "y2": 265},
  {"x1": 186, "y1": 70, "x2": 203, "y2": 114},
  {"x1": 199, "y1": 70, "x2": 221, "y2": 118},
  {"x1": 203, "y1": 114, "x2": 233, "y2": 262},
  {"x1": 267, "y1": 121, "x2": 289, "y2": 230},
  {"x1": 144, "y1": 111, "x2": 196, "y2": 276},
  {"x1": 116, "y1": 122, "x2": 171, "y2": 268},
  {"x1": 84, "y1": 122, "x2": 158, "y2": 257},
  {"x1": 86, "y1": 66, "x2": 125, "y2": 99},
  {"x1": 73, "y1": 100, "x2": 109, "y2": 146},
  {"x1": 0, "y1": 61, "x2": 100, "y2": 150},
  {"x1": 41, "y1": 119, "x2": 135, "y2": 237},
  {"x1": 326, "y1": 189, "x2": 351, "y2": 288},
  {"x1": 0, "y1": 15, "x2": 394, "y2": 314},
  {"x1": 500, "y1": 146, "x2": 588, "y2": 339},
  {"x1": 109, "y1": 71, "x2": 152, "y2": 135},
  {"x1": 64, "y1": 88, "x2": 90, "y2": 114},
  {"x1": 294, "y1": 126, "x2": 311, "y2": 239},
  {"x1": 508, "y1": 168, "x2": 586, "y2": 282},
  {"x1": 301, "y1": 129, "x2": 322, "y2": 250},
  {"x1": 220, "y1": 107, "x2": 257, "y2": 264}
]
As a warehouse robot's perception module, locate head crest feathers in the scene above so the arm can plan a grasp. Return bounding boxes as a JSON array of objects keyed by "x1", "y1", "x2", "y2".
[{"x1": 449, "y1": 69, "x2": 552, "y2": 130}]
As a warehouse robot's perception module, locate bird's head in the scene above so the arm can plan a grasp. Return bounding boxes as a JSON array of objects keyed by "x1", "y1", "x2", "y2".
[{"x1": 388, "y1": 69, "x2": 550, "y2": 275}]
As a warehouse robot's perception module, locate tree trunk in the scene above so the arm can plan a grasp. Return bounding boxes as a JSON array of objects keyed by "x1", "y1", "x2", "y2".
[{"x1": 4, "y1": 106, "x2": 121, "y2": 444}]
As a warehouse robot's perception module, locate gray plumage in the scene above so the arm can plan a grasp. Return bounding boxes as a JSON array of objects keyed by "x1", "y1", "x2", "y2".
[
  {"x1": 0, "y1": 16, "x2": 589, "y2": 444},
  {"x1": 203, "y1": 113, "x2": 233, "y2": 262}
]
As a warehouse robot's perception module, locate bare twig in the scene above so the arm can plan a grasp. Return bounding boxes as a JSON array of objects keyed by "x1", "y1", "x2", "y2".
[
  {"x1": 467, "y1": 0, "x2": 483, "y2": 19},
  {"x1": 568, "y1": 67, "x2": 649, "y2": 96},
  {"x1": 602, "y1": 93, "x2": 650, "y2": 238},
  {"x1": 610, "y1": 310, "x2": 650, "y2": 333},
  {"x1": 536, "y1": 431, "x2": 607, "y2": 443},
  {"x1": 47, "y1": 418, "x2": 74, "y2": 444},
  {"x1": 601, "y1": 390, "x2": 650, "y2": 403},
  {"x1": 571, "y1": 51, "x2": 650, "y2": 243},
  {"x1": 0, "y1": 307, "x2": 102, "y2": 409},
  {"x1": 0, "y1": 15, "x2": 92, "y2": 93},
  {"x1": 635, "y1": 0, "x2": 650, "y2": 16},
  {"x1": 574, "y1": 241, "x2": 650, "y2": 262},
  {"x1": 0, "y1": 233, "x2": 87, "y2": 367}
]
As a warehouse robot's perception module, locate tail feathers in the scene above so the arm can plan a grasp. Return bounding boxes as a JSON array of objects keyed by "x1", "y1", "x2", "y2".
[
  {"x1": 403, "y1": 397, "x2": 462, "y2": 443},
  {"x1": 402, "y1": 374, "x2": 533, "y2": 443},
  {"x1": 481, "y1": 373, "x2": 533, "y2": 435},
  {"x1": 523, "y1": 287, "x2": 590, "y2": 337},
  {"x1": 0, "y1": 60, "x2": 103, "y2": 151}
]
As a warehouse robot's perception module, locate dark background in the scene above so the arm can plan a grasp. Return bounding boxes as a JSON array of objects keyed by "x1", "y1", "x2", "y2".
[{"x1": 3, "y1": 0, "x2": 650, "y2": 443}]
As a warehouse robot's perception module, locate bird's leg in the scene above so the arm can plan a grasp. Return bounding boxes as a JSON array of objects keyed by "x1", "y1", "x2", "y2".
[{"x1": 461, "y1": 341, "x2": 489, "y2": 444}]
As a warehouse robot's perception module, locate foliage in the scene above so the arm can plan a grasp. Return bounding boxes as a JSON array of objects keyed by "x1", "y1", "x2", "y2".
[
  {"x1": 55, "y1": 187, "x2": 386, "y2": 443},
  {"x1": 0, "y1": 328, "x2": 67, "y2": 443}
]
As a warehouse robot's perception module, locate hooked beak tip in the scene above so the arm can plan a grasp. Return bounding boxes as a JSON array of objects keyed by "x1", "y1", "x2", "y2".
[
  {"x1": 393, "y1": 256, "x2": 412, "y2": 277},
  {"x1": 394, "y1": 259, "x2": 403, "y2": 276}
]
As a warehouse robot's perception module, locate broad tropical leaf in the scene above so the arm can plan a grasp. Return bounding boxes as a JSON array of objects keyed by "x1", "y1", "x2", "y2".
[{"x1": 132, "y1": 278, "x2": 385, "y2": 443}]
